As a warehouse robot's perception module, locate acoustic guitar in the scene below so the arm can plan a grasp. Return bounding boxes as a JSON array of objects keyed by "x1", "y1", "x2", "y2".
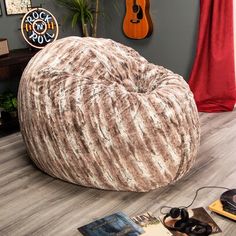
[{"x1": 123, "y1": 0, "x2": 153, "y2": 39}]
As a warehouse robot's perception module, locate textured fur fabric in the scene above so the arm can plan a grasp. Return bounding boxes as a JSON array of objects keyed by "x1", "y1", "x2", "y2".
[{"x1": 18, "y1": 37, "x2": 200, "y2": 192}]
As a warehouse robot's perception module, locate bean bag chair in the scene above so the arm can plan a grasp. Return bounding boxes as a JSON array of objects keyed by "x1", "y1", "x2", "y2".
[{"x1": 18, "y1": 37, "x2": 200, "y2": 192}]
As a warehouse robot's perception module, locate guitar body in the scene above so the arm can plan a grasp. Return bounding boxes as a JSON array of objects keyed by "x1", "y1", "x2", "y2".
[{"x1": 123, "y1": 0, "x2": 153, "y2": 39}]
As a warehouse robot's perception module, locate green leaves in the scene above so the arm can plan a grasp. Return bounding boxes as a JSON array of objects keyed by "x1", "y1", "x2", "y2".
[
  {"x1": 0, "y1": 91, "x2": 17, "y2": 113},
  {"x1": 72, "y1": 12, "x2": 80, "y2": 28},
  {"x1": 56, "y1": 0, "x2": 94, "y2": 36}
]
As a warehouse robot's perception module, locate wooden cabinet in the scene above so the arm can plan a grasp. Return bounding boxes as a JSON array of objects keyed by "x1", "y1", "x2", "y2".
[
  {"x1": 0, "y1": 48, "x2": 37, "y2": 136},
  {"x1": 0, "y1": 48, "x2": 37, "y2": 80}
]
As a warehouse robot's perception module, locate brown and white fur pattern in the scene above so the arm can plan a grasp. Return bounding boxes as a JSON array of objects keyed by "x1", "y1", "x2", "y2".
[{"x1": 18, "y1": 37, "x2": 200, "y2": 192}]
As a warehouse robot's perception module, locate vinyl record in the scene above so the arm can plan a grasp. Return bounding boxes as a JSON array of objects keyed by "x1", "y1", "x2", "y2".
[{"x1": 220, "y1": 189, "x2": 236, "y2": 215}]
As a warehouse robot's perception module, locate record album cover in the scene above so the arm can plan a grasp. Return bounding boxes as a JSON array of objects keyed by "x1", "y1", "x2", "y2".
[
  {"x1": 132, "y1": 212, "x2": 172, "y2": 236},
  {"x1": 77, "y1": 212, "x2": 144, "y2": 236},
  {"x1": 160, "y1": 207, "x2": 221, "y2": 236}
]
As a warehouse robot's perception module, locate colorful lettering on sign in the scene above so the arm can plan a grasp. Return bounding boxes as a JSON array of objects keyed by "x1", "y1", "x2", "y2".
[{"x1": 21, "y1": 8, "x2": 59, "y2": 49}]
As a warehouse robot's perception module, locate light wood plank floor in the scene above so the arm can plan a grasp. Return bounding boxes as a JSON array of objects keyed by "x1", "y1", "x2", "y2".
[{"x1": 0, "y1": 110, "x2": 236, "y2": 236}]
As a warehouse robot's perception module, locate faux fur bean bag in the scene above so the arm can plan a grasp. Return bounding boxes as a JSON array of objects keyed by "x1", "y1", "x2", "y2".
[{"x1": 18, "y1": 37, "x2": 200, "y2": 192}]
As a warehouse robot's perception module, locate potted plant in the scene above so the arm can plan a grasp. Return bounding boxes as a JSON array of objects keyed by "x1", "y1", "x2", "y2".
[
  {"x1": 56, "y1": 0, "x2": 100, "y2": 37},
  {"x1": 0, "y1": 91, "x2": 18, "y2": 119}
]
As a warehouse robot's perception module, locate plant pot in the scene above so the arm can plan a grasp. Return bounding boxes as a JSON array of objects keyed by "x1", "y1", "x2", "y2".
[
  {"x1": 9, "y1": 111, "x2": 17, "y2": 118},
  {"x1": 0, "y1": 110, "x2": 19, "y2": 133}
]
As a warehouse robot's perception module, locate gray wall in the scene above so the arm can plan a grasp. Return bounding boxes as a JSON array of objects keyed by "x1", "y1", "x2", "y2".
[
  {"x1": 0, "y1": 0, "x2": 199, "y2": 93},
  {"x1": 99, "y1": 0, "x2": 199, "y2": 80}
]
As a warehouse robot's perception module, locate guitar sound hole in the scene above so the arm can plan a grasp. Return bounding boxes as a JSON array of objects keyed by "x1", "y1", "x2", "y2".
[
  {"x1": 130, "y1": 19, "x2": 140, "y2": 24},
  {"x1": 137, "y1": 7, "x2": 143, "y2": 19}
]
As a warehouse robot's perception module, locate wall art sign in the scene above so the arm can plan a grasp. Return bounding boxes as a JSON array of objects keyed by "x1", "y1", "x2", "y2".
[
  {"x1": 0, "y1": 39, "x2": 9, "y2": 56},
  {"x1": 4, "y1": 0, "x2": 32, "y2": 15},
  {"x1": 21, "y1": 8, "x2": 59, "y2": 49}
]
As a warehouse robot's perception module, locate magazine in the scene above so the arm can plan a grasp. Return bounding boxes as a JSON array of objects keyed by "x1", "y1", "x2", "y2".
[
  {"x1": 131, "y1": 212, "x2": 172, "y2": 236},
  {"x1": 77, "y1": 212, "x2": 144, "y2": 236}
]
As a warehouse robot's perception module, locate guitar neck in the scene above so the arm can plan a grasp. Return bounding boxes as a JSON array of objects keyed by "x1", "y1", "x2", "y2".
[{"x1": 133, "y1": 0, "x2": 137, "y2": 5}]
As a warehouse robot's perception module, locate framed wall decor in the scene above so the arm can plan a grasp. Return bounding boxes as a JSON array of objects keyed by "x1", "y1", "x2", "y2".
[
  {"x1": 4, "y1": 0, "x2": 32, "y2": 15},
  {"x1": 0, "y1": 39, "x2": 9, "y2": 56}
]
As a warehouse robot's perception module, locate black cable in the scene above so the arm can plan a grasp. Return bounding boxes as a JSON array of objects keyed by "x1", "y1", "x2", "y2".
[{"x1": 160, "y1": 186, "x2": 230, "y2": 215}]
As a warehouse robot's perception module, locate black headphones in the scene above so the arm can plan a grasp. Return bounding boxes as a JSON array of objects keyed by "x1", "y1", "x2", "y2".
[{"x1": 163, "y1": 208, "x2": 212, "y2": 236}]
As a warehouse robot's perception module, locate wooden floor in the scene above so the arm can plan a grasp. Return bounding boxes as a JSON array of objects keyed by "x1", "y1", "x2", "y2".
[{"x1": 0, "y1": 110, "x2": 236, "y2": 236}]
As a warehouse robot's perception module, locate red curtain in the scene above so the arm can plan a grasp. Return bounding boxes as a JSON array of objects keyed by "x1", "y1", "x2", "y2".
[{"x1": 188, "y1": 0, "x2": 236, "y2": 112}]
